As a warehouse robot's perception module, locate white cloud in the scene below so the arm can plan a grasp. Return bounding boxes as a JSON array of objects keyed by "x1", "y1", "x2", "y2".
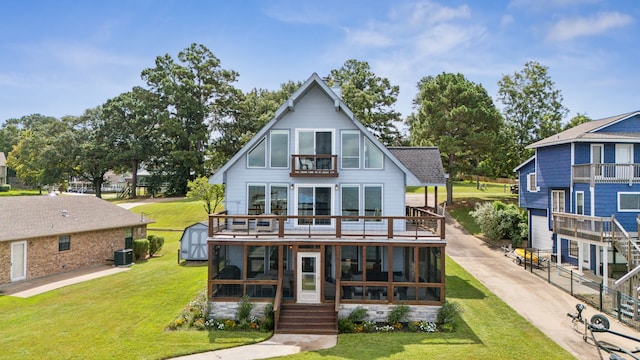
[
  {"x1": 546, "y1": 11, "x2": 634, "y2": 42},
  {"x1": 501, "y1": 14, "x2": 514, "y2": 27}
]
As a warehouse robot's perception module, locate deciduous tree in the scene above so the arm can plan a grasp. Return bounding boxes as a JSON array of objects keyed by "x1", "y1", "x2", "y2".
[
  {"x1": 186, "y1": 176, "x2": 225, "y2": 214},
  {"x1": 142, "y1": 43, "x2": 240, "y2": 196}
]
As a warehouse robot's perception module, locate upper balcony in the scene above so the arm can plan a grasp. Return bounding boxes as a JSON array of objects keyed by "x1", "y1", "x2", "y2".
[
  {"x1": 290, "y1": 154, "x2": 338, "y2": 177},
  {"x1": 208, "y1": 206, "x2": 445, "y2": 241},
  {"x1": 573, "y1": 163, "x2": 640, "y2": 186}
]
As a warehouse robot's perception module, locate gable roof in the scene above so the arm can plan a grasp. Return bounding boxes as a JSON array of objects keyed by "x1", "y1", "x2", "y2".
[
  {"x1": 0, "y1": 196, "x2": 154, "y2": 242},
  {"x1": 527, "y1": 111, "x2": 640, "y2": 149},
  {"x1": 387, "y1": 147, "x2": 446, "y2": 186},
  {"x1": 210, "y1": 73, "x2": 420, "y2": 185},
  {"x1": 513, "y1": 155, "x2": 535, "y2": 173}
]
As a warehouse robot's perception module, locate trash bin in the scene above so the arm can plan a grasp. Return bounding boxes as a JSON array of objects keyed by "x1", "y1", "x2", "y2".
[{"x1": 114, "y1": 249, "x2": 133, "y2": 266}]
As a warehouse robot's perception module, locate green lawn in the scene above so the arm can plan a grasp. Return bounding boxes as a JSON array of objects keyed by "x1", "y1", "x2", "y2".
[
  {"x1": 0, "y1": 193, "x2": 572, "y2": 359},
  {"x1": 275, "y1": 257, "x2": 571, "y2": 360}
]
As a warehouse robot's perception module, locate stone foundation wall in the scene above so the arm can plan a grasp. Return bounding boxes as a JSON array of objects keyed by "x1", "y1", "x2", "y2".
[
  {"x1": 208, "y1": 301, "x2": 269, "y2": 320},
  {"x1": 339, "y1": 304, "x2": 440, "y2": 322}
]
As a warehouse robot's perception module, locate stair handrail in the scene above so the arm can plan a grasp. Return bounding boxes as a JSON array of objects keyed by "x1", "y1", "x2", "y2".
[
  {"x1": 614, "y1": 264, "x2": 640, "y2": 287},
  {"x1": 612, "y1": 217, "x2": 640, "y2": 267},
  {"x1": 273, "y1": 276, "x2": 283, "y2": 332}
]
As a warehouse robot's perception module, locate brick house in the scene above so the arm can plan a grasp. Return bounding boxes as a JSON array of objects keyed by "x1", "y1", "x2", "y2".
[{"x1": 0, "y1": 196, "x2": 154, "y2": 285}]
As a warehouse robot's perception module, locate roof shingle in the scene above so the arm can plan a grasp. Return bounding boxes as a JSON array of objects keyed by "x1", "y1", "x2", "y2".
[{"x1": 0, "y1": 196, "x2": 154, "y2": 242}]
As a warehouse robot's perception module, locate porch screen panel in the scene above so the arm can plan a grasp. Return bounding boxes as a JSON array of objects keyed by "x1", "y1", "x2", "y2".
[
  {"x1": 418, "y1": 247, "x2": 442, "y2": 283},
  {"x1": 365, "y1": 246, "x2": 386, "y2": 281},
  {"x1": 341, "y1": 246, "x2": 361, "y2": 279},
  {"x1": 325, "y1": 246, "x2": 336, "y2": 300}
]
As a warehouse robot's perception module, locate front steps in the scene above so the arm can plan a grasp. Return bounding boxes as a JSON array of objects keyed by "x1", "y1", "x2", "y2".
[{"x1": 276, "y1": 303, "x2": 337, "y2": 335}]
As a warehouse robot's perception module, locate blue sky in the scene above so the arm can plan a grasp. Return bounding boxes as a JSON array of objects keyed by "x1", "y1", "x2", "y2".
[{"x1": 1, "y1": 0, "x2": 638, "y2": 127}]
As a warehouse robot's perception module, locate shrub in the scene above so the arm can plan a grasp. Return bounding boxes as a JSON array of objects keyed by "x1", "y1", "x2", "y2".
[
  {"x1": 262, "y1": 303, "x2": 274, "y2": 331},
  {"x1": 437, "y1": 300, "x2": 463, "y2": 332},
  {"x1": 387, "y1": 304, "x2": 410, "y2": 326},
  {"x1": 347, "y1": 306, "x2": 368, "y2": 322},
  {"x1": 0, "y1": 184, "x2": 11, "y2": 192},
  {"x1": 470, "y1": 201, "x2": 527, "y2": 246},
  {"x1": 147, "y1": 235, "x2": 165, "y2": 257},
  {"x1": 166, "y1": 290, "x2": 209, "y2": 331},
  {"x1": 236, "y1": 296, "x2": 254, "y2": 329},
  {"x1": 338, "y1": 318, "x2": 354, "y2": 333},
  {"x1": 132, "y1": 238, "x2": 149, "y2": 261}
]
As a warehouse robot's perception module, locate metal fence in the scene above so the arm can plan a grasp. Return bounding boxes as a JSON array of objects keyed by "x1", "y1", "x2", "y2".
[{"x1": 510, "y1": 247, "x2": 640, "y2": 330}]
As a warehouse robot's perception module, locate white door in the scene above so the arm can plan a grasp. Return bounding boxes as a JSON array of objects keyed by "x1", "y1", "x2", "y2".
[
  {"x1": 582, "y1": 243, "x2": 591, "y2": 270},
  {"x1": 11, "y1": 241, "x2": 27, "y2": 281},
  {"x1": 531, "y1": 215, "x2": 553, "y2": 250},
  {"x1": 297, "y1": 252, "x2": 321, "y2": 303}
]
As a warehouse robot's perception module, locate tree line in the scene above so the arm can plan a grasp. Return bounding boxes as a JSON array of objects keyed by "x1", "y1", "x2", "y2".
[{"x1": 0, "y1": 43, "x2": 590, "y2": 198}]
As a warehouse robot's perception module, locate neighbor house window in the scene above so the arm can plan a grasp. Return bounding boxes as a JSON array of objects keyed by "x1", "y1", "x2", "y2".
[
  {"x1": 569, "y1": 240, "x2": 578, "y2": 258},
  {"x1": 125, "y1": 227, "x2": 133, "y2": 249},
  {"x1": 247, "y1": 137, "x2": 266, "y2": 168},
  {"x1": 576, "y1": 192, "x2": 584, "y2": 215},
  {"x1": 364, "y1": 138, "x2": 383, "y2": 169},
  {"x1": 59, "y1": 235, "x2": 71, "y2": 251},
  {"x1": 270, "y1": 130, "x2": 289, "y2": 168},
  {"x1": 248, "y1": 184, "x2": 266, "y2": 215},
  {"x1": 341, "y1": 131, "x2": 360, "y2": 169},
  {"x1": 552, "y1": 190, "x2": 565, "y2": 213},
  {"x1": 527, "y1": 173, "x2": 537, "y2": 192},
  {"x1": 619, "y1": 192, "x2": 640, "y2": 211}
]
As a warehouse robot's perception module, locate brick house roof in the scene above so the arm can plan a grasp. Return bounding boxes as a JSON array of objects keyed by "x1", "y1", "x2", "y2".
[{"x1": 0, "y1": 196, "x2": 154, "y2": 242}]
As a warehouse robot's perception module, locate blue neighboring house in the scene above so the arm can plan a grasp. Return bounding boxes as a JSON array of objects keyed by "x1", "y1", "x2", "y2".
[
  {"x1": 515, "y1": 111, "x2": 640, "y2": 280},
  {"x1": 206, "y1": 73, "x2": 447, "y2": 333}
]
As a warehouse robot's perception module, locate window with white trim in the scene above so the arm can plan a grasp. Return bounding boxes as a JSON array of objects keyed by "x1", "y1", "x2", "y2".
[
  {"x1": 569, "y1": 240, "x2": 578, "y2": 258},
  {"x1": 341, "y1": 185, "x2": 359, "y2": 221},
  {"x1": 341, "y1": 131, "x2": 360, "y2": 169},
  {"x1": 248, "y1": 184, "x2": 266, "y2": 215},
  {"x1": 270, "y1": 184, "x2": 288, "y2": 215},
  {"x1": 59, "y1": 235, "x2": 71, "y2": 251},
  {"x1": 575, "y1": 191, "x2": 584, "y2": 215},
  {"x1": 247, "y1": 137, "x2": 266, "y2": 168},
  {"x1": 527, "y1": 173, "x2": 537, "y2": 192},
  {"x1": 364, "y1": 138, "x2": 383, "y2": 169},
  {"x1": 270, "y1": 131, "x2": 289, "y2": 168},
  {"x1": 552, "y1": 190, "x2": 565, "y2": 213},
  {"x1": 619, "y1": 192, "x2": 640, "y2": 211},
  {"x1": 364, "y1": 185, "x2": 382, "y2": 221}
]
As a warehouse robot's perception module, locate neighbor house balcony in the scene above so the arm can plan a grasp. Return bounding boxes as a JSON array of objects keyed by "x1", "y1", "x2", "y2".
[
  {"x1": 551, "y1": 212, "x2": 636, "y2": 245},
  {"x1": 573, "y1": 163, "x2": 640, "y2": 186},
  {"x1": 208, "y1": 206, "x2": 445, "y2": 241},
  {"x1": 290, "y1": 154, "x2": 338, "y2": 177}
]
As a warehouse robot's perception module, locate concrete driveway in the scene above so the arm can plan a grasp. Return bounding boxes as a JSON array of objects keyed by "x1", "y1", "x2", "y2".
[{"x1": 443, "y1": 207, "x2": 640, "y2": 359}]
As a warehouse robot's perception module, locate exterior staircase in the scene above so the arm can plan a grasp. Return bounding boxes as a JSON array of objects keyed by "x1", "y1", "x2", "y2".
[
  {"x1": 276, "y1": 303, "x2": 337, "y2": 335},
  {"x1": 610, "y1": 217, "x2": 640, "y2": 271}
]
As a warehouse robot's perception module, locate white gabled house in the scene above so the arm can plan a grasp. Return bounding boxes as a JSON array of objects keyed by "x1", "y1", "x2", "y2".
[{"x1": 207, "y1": 73, "x2": 446, "y2": 334}]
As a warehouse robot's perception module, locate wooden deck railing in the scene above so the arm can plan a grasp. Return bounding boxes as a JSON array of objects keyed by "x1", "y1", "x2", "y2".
[
  {"x1": 208, "y1": 209, "x2": 445, "y2": 240},
  {"x1": 290, "y1": 154, "x2": 338, "y2": 177},
  {"x1": 273, "y1": 276, "x2": 283, "y2": 331}
]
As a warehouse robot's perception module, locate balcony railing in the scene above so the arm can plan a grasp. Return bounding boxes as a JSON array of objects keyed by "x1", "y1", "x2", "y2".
[
  {"x1": 290, "y1": 154, "x2": 338, "y2": 177},
  {"x1": 552, "y1": 212, "x2": 631, "y2": 247},
  {"x1": 208, "y1": 208, "x2": 445, "y2": 240},
  {"x1": 573, "y1": 163, "x2": 640, "y2": 186}
]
